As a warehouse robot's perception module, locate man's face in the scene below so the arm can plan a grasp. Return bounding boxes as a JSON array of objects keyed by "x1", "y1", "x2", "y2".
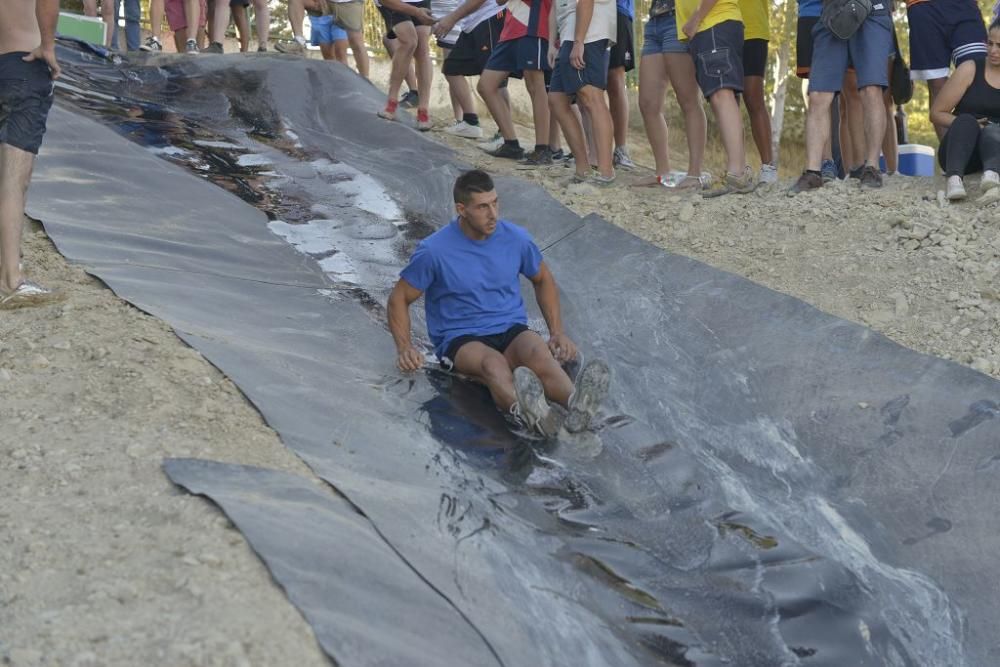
[
  {"x1": 457, "y1": 189, "x2": 499, "y2": 237},
  {"x1": 989, "y1": 28, "x2": 1000, "y2": 66}
]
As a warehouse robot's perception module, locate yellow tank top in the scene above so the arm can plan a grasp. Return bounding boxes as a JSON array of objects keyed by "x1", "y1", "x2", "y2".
[
  {"x1": 738, "y1": 0, "x2": 769, "y2": 41},
  {"x1": 676, "y1": 0, "x2": 742, "y2": 41}
]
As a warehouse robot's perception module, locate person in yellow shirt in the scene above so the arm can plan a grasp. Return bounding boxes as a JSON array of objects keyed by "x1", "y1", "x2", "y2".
[
  {"x1": 738, "y1": 0, "x2": 775, "y2": 183},
  {"x1": 677, "y1": 0, "x2": 754, "y2": 196}
]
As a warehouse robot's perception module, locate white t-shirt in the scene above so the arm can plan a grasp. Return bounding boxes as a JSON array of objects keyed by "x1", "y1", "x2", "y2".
[
  {"x1": 555, "y1": 0, "x2": 616, "y2": 44},
  {"x1": 459, "y1": 0, "x2": 502, "y2": 32},
  {"x1": 433, "y1": 0, "x2": 463, "y2": 42}
]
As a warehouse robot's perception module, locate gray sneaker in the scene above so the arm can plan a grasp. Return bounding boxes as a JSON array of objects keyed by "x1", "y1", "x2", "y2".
[
  {"x1": 275, "y1": 39, "x2": 305, "y2": 55},
  {"x1": 185, "y1": 39, "x2": 199, "y2": 54},
  {"x1": 564, "y1": 359, "x2": 610, "y2": 433},
  {"x1": 613, "y1": 146, "x2": 637, "y2": 170},
  {"x1": 820, "y1": 159, "x2": 837, "y2": 182},
  {"x1": 140, "y1": 35, "x2": 162, "y2": 52},
  {"x1": 513, "y1": 367, "x2": 563, "y2": 438}
]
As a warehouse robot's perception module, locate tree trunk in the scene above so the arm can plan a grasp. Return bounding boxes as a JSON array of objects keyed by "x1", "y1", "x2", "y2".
[{"x1": 768, "y1": 0, "x2": 798, "y2": 165}]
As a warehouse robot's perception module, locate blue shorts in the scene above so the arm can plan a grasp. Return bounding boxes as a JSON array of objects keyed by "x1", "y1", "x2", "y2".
[
  {"x1": 907, "y1": 0, "x2": 987, "y2": 81},
  {"x1": 641, "y1": 12, "x2": 687, "y2": 56},
  {"x1": 549, "y1": 40, "x2": 611, "y2": 94},
  {"x1": 311, "y1": 15, "x2": 348, "y2": 45},
  {"x1": 0, "y1": 53, "x2": 54, "y2": 155},
  {"x1": 484, "y1": 36, "x2": 551, "y2": 73},
  {"x1": 808, "y1": 14, "x2": 892, "y2": 93},
  {"x1": 689, "y1": 20, "x2": 744, "y2": 98}
]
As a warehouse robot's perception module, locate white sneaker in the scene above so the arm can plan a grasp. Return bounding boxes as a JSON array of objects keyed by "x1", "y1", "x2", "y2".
[
  {"x1": 140, "y1": 35, "x2": 162, "y2": 52},
  {"x1": 946, "y1": 175, "x2": 967, "y2": 201},
  {"x1": 477, "y1": 132, "x2": 503, "y2": 153},
  {"x1": 982, "y1": 170, "x2": 1000, "y2": 191},
  {"x1": 758, "y1": 162, "x2": 779, "y2": 184},
  {"x1": 185, "y1": 39, "x2": 199, "y2": 54},
  {"x1": 444, "y1": 120, "x2": 483, "y2": 139}
]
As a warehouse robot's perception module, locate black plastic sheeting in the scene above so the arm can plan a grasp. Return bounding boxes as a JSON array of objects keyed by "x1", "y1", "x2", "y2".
[{"x1": 29, "y1": 44, "x2": 1000, "y2": 666}]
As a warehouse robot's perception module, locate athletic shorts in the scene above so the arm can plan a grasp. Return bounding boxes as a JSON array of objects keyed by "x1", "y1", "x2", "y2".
[
  {"x1": 485, "y1": 35, "x2": 551, "y2": 73},
  {"x1": 808, "y1": 14, "x2": 892, "y2": 93},
  {"x1": 0, "y1": 53, "x2": 54, "y2": 155},
  {"x1": 384, "y1": 0, "x2": 429, "y2": 28},
  {"x1": 311, "y1": 14, "x2": 348, "y2": 44},
  {"x1": 907, "y1": 0, "x2": 987, "y2": 81},
  {"x1": 550, "y1": 39, "x2": 611, "y2": 94},
  {"x1": 378, "y1": 4, "x2": 397, "y2": 39},
  {"x1": 443, "y1": 323, "x2": 529, "y2": 365},
  {"x1": 165, "y1": 0, "x2": 207, "y2": 31},
  {"x1": 609, "y1": 13, "x2": 635, "y2": 71},
  {"x1": 743, "y1": 37, "x2": 767, "y2": 78},
  {"x1": 796, "y1": 16, "x2": 818, "y2": 78},
  {"x1": 443, "y1": 14, "x2": 504, "y2": 77},
  {"x1": 689, "y1": 20, "x2": 744, "y2": 98},
  {"x1": 229, "y1": 0, "x2": 249, "y2": 7},
  {"x1": 641, "y1": 11, "x2": 687, "y2": 56}
]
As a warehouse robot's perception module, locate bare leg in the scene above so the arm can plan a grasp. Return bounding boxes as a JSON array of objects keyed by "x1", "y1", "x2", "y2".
[
  {"x1": 384, "y1": 36, "x2": 417, "y2": 91},
  {"x1": 0, "y1": 145, "x2": 35, "y2": 293},
  {"x1": 387, "y1": 22, "x2": 417, "y2": 105},
  {"x1": 577, "y1": 85, "x2": 614, "y2": 178},
  {"x1": 184, "y1": 0, "x2": 200, "y2": 44},
  {"x1": 550, "y1": 91, "x2": 591, "y2": 179},
  {"x1": 743, "y1": 74, "x2": 773, "y2": 165},
  {"x1": 232, "y1": 5, "x2": 249, "y2": 51},
  {"x1": 607, "y1": 65, "x2": 628, "y2": 150},
  {"x1": 446, "y1": 75, "x2": 477, "y2": 118},
  {"x1": 927, "y1": 77, "x2": 947, "y2": 140},
  {"x1": 334, "y1": 39, "x2": 349, "y2": 65},
  {"x1": 453, "y1": 343, "x2": 518, "y2": 410},
  {"x1": 319, "y1": 42, "x2": 334, "y2": 61},
  {"x1": 101, "y1": 0, "x2": 116, "y2": 46},
  {"x1": 149, "y1": 0, "x2": 164, "y2": 40},
  {"x1": 638, "y1": 52, "x2": 672, "y2": 176},
  {"x1": 210, "y1": 0, "x2": 229, "y2": 45},
  {"x1": 708, "y1": 89, "x2": 746, "y2": 176},
  {"x1": 860, "y1": 84, "x2": 886, "y2": 168},
  {"x1": 667, "y1": 52, "x2": 707, "y2": 177},
  {"x1": 504, "y1": 332, "x2": 574, "y2": 407},
  {"x1": 347, "y1": 30, "x2": 369, "y2": 78},
  {"x1": 288, "y1": 0, "x2": 304, "y2": 38},
  {"x1": 252, "y1": 0, "x2": 269, "y2": 48},
  {"x1": 548, "y1": 115, "x2": 562, "y2": 151},
  {"x1": 82, "y1": 0, "x2": 98, "y2": 16},
  {"x1": 478, "y1": 69, "x2": 516, "y2": 139},
  {"x1": 841, "y1": 70, "x2": 865, "y2": 169},
  {"x1": 523, "y1": 69, "x2": 550, "y2": 147},
  {"x1": 805, "y1": 91, "x2": 835, "y2": 171},
  {"x1": 882, "y1": 87, "x2": 897, "y2": 173},
  {"x1": 414, "y1": 25, "x2": 434, "y2": 112}
]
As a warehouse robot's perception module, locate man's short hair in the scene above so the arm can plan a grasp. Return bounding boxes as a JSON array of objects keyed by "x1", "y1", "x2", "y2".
[{"x1": 453, "y1": 170, "x2": 495, "y2": 204}]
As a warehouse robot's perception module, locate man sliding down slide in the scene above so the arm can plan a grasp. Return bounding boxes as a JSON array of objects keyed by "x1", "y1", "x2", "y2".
[{"x1": 388, "y1": 169, "x2": 610, "y2": 438}]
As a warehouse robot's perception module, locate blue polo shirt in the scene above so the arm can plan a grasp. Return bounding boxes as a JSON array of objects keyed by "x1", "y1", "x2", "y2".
[
  {"x1": 617, "y1": 0, "x2": 634, "y2": 19},
  {"x1": 400, "y1": 219, "x2": 543, "y2": 358}
]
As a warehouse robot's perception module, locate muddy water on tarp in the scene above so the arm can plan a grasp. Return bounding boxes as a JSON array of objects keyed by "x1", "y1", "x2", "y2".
[{"x1": 50, "y1": 41, "x2": 953, "y2": 666}]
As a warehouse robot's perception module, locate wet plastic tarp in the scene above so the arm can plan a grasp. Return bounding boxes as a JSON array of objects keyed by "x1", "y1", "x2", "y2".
[{"x1": 30, "y1": 46, "x2": 1000, "y2": 666}]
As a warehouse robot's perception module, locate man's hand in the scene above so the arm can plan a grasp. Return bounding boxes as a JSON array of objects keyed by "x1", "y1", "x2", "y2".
[
  {"x1": 548, "y1": 43, "x2": 558, "y2": 69},
  {"x1": 414, "y1": 7, "x2": 436, "y2": 25},
  {"x1": 433, "y1": 13, "x2": 458, "y2": 38},
  {"x1": 569, "y1": 42, "x2": 585, "y2": 70},
  {"x1": 397, "y1": 345, "x2": 425, "y2": 372},
  {"x1": 547, "y1": 333, "x2": 577, "y2": 363},
  {"x1": 681, "y1": 14, "x2": 701, "y2": 40},
  {"x1": 23, "y1": 46, "x2": 60, "y2": 79}
]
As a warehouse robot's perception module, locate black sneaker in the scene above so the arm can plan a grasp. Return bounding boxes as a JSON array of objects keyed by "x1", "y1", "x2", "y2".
[
  {"x1": 517, "y1": 146, "x2": 554, "y2": 168},
  {"x1": 848, "y1": 165, "x2": 864, "y2": 180},
  {"x1": 550, "y1": 149, "x2": 565, "y2": 161},
  {"x1": 204, "y1": 41, "x2": 224, "y2": 54},
  {"x1": 859, "y1": 165, "x2": 883, "y2": 189},
  {"x1": 787, "y1": 170, "x2": 823, "y2": 197},
  {"x1": 564, "y1": 360, "x2": 610, "y2": 433},
  {"x1": 489, "y1": 142, "x2": 525, "y2": 160},
  {"x1": 399, "y1": 90, "x2": 419, "y2": 109}
]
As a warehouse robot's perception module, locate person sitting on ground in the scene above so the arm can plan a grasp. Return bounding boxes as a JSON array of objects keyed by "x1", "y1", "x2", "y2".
[
  {"x1": 679, "y1": 0, "x2": 754, "y2": 197},
  {"x1": 476, "y1": 0, "x2": 554, "y2": 161},
  {"x1": 377, "y1": 0, "x2": 436, "y2": 130},
  {"x1": 387, "y1": 169, "x2": 610, "y2": 438},
  {"x1": 1, "y1": 0, "x2": 63, "y2": 308},
  {"x1": 789, "y1": 0, "x2": 894, "y2": 195},
  {"x1": 547, "y1": 0, "x2": 618, "y2": 184},
  {"x1": 930, "y1": 18, "x2": 1000, "y2": 201},
  {"x1": 633, "y1": 0, "x2": 708, "y2": 190}
]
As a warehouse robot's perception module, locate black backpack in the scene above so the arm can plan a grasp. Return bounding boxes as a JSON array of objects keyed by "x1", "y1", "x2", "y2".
[
  {"x1": 821, "y1": 0, "x2": 873, "y2": 40},
  {"x1": 890, "y1": 28, "x2": 914, "y2": 105}
]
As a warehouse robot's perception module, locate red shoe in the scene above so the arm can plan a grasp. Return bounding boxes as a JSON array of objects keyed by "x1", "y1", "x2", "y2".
[
  {"x1": 378, "y1": 99, "x2": 399, "y2": 121},
  {"x1": 416, "y1": 108, "x2": 431, "y2": 132}
]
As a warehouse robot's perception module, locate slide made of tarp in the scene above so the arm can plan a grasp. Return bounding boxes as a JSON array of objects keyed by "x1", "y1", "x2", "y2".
[{"x1": 28, "y1": 43, "x2": 1000, "y2": 666}]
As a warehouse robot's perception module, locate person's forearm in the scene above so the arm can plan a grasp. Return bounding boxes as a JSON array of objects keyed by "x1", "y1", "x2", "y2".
[
  {"x1": 449, "y1": 0, "x2": 488, "y2": 23},
  {"x1": 387, "y1": 295, "x2": 414, "y2": 351},
  {"x1": 36, "y1": 0, "x2": 60, "y2": 47},
  {"x1": 549, "y1": 2, "x2": 557, "y2": 43},
  {"x1": 930, "y1": 111, "x2": 956, "y2": 129},
  {"x1": 691, "y1": 0, "x2": 718, "y2": 26},
  {"x1": 574, "y1": 0, "x2": 594, "y2": 43},
  {"x1": 534, "y1": 280, "x2": 564, "y2": 336}
]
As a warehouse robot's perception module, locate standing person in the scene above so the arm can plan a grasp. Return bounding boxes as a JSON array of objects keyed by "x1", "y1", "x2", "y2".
[
  {"x1": 930, "y1": 19, "x2": 1000, "y2": 200},
  {"x1": 103, "y1": 0, "x2": 143, "y2": 51},
  {"x1": 388, "y1": 170, "x2": 610, "y2": 438},
  {"x1": 738, "y1": 0, "x2": 775, "y2": 183},
  {"x1": 205, "y1": 0, "x2": 231, "y2": 53},
  {"x1": 141, "y1": 0, "x2": 205, "y2": 52},
  {"x1": 794, "y1": 0, "x2": 837, "y2": 181},
  {"x1": 0, "y1": 0, "x2": 63, "y2": 308},
  {"x1": 476, "y1": 0, "x2": 554, "y2": 160},
  {"x1": 907, "y1": 0, "x2": 987, "y2": 139},
  {"x1": 229, "y1": 0, "x2": 252, "y2": 52},
  {"x1": 634, "y1": 0, "x2": 709, "y2": 190},
  {"x1": 789, "y1": 1, "x2": 894, "y2": 194},
  {"x1": 377, "y1": 0, "x2": 436, "y2": 130},
  {"x1": 275, "y1": 0, "x2": 309, "y2": 53},
  {"x1": 311, "y1": 11, "x2": 351, "y2": 63},
  {"x1": 607, "y1": 0, "x2": 636, "y2": 170},
  {"x1": 326, "y1": 0, "x2": 370, "y2": 77},
  {"x1": 376, "y1": 1, "x2": 420, "y2": 106},
  {"x1": 680, "y1": 0, "x2": 754, "y2": 197},
  {"x1": 547, "y1": 0, "x2": 618, "y2": 183},
  {"x1": 432, "y1": 0, "x2": 470, "y2": 127}
]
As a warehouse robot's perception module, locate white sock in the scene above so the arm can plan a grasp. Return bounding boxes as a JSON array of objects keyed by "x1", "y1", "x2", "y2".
[{"x1": 295, "y1": 35, "x2": 307, "y2": 45}]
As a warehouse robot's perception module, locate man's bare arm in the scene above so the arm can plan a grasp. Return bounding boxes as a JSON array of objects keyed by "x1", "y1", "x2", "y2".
[
  {"x1": 387, "y1": 278, "x2": 426, "y2": 371},
  {"x1": 433, "y1": 0, "x2": 489, "y2": 39},
  {"x1": 529, "y1": 262, "x2": 578, "y2": 362},
  {"x1": 25, "y1": 0, "x2": 61, "y2": 78}
]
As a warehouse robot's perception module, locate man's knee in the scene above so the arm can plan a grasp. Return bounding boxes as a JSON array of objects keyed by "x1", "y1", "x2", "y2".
[
  {"x1": 807, "y1": 91, "x2": 834, "y2": 112},
  {"x1": 479, "y1": 353, "x2": 513, "y2": 384}
]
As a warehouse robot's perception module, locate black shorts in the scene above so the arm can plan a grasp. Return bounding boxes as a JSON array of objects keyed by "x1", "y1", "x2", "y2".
[
  {"x1": 443, "y1": 323, "x2": 529, "y2": 365},
  {"x1": 443, "y1": 14, "x2": 504, "y2": 77},
  {"x1": 379, "y1": 4, "x2": 397, "y2": 39},
  {"x1": 796, "y1": 16, "x2": 819, "y2": 79},
  {"x1": 384, "y1": 0, "x2": 429, "y2": 29},
  {"x1": 229, "y1": 0, "x2": 250, "y2": 7},
  {"x1": 608, "y1": 12, "x2": 635, "y2": 72},
  {"x1": 0, "y1": 53, "x2": 54, "y2": 155},
  {"x1": 689, "y1": 20, "x2": 744, "y2": 98},
  {"x1": 743, "y1": 37, "x2": 767, "y2": 77}
]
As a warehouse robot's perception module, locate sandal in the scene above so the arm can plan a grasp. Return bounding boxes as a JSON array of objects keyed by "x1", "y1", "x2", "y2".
[{"x1": 0, "y1": 279, "x2": 64, "y2": 310}]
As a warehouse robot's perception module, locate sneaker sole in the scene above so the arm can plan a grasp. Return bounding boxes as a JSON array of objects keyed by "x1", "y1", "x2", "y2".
[
  {"x1": 564, "y1": 360, "x2": 610, "y2": 433},
  {"x1": 513, "y1": 367, "x2": 562, "y2": 438}
]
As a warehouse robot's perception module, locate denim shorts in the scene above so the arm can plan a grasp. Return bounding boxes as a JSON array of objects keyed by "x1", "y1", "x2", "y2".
[
  {"x1": 808, "y1": 14, "x2": 893, "y2": 93},
  {"x1": 689, "y1": 20, "x2": 744, "y2": 98},
  {"x1": 549, "y1": 40, "x2": 611, "y2": 94},
  {"x1": 0, "y1": 53, "x2": 54, "y2": 155},
  {"x1": 641, "y1": 12, "x2": 687, "y2": 57}
]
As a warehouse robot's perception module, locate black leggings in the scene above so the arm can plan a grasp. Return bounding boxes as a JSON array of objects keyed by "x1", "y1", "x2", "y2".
[{"x1": 937, "y1": 113, "x2": 1000, "y2": 176}]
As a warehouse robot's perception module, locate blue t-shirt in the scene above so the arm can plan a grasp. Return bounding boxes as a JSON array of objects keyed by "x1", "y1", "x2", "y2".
[
  {"x1": 617, "y1": 0, "x2": 634, "y2": 19},
  {"x1": 798, "y1": 0, "x2": 821, "y2": 18},
  {"x1": 401, "y1": 219, "x2": 543, "y2": 358}
]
